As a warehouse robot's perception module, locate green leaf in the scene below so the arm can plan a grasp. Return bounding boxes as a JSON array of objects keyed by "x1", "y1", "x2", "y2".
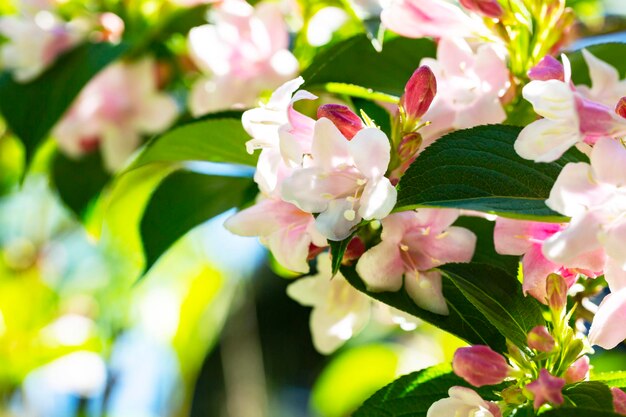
[
  {"x1": 395, "y1": 125, "x2": 585, "y2": 221},
  {"x1": 129, "y1": 114, "x2": 257, "y2": 171},
  {"x1": 563, "y1": 381, "x2": 614, "y2": 410},
  {"x1": 567, "y1": 43, "x2": 626, "y2": 87},
  {"x1": 140, "y1": 171, "x2": 255, "y2": 272},
  {"x1": 51, "y1": 151, "x2": 110, "y2": 217},
  {"x1": 441, "y1": 263, "x2": 545, "y2": 350},
  {"x1": 302, "y1": 35, "x2": 436, "y2": 98},
  {"x1": 540, "y1": 408, "x2": 621, "y2": 417},
  {"x1": 341, "y1": 265, "x2": 507, "y2": 352},
  {"x1": 353, "y1": 364, "x2": 503, "y2": 417},
  {"x1": 592, "y1": 371, "x2": 626, "y2": 389},
  {"x1": 330, "y1": 236, "x2": 353, "y2": 276},
  {"x1": 0, "y1": 42, "x2": 128, "y2": 164}
]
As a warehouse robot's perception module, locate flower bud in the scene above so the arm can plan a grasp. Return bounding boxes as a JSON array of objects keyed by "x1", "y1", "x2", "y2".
[
  {"x1": 459, "y1": 0, "x2": 503, "y2": 18},
  {"x1": 526, "y1": 369, "x2": 565, "y2": 410},
  {"x1": 343, "y1": 237, "x2": 366, "y2": 262},
  {"x1": 317, "y1": 104, "x2": 364, "y2": 140},
  {"x1": 616, "y1": 97, "x2": 626, "y2": 119},
  {"x1": 528, "y1": 56, "x2": 564, "y2": 82},
  {"x1": 612, "y1": 387, "x2": 626, "y2": 416},
  {"x1": 565, "y1": 356, "x2": 589, "y2": 383},
  {"x1": 501, "y1": 386, "x2": 526, "y2": 405},
  {"x1": 546, "y1": 273, "x2": 567, "y2": 312},
  {"x1": 527, "y1": 326, "x2": 555, "y2": 352},
  {"x1": 400, "y1": 66, "x2": 436, "y2": 123},
  {"x1": 398, "y1": 132, "x2": 423, "y2": 162},
  {"x1": 452, "y1": 345, "x2": 510, "y2": 387}
]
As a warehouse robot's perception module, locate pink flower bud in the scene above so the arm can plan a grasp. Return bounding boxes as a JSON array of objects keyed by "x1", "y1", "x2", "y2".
[
  {"x1": 343, "y1": 236, "x2": 366, "y2": 262},
  {"x1": 452, "y1": 345, "x2": 510, "y2": 387},
  {"x1": 526, "y1": 369, "x2": 565, "y2": 410},
  {"x1": 616, "y1": 97, "x2": 626, "y2": 119},
  {"x1": 612, "y1": 387, "x2": 626, "y2": 415},
  {"x1": 546, "y1": 273, "x2": 567, "y2": 312},
  {"x1": 400, "y1": 66, "x2": 436, "y2": 123},
  {"x1": 527, "y1": 326, "x2": 555, "y2": 352},
  {"x1": 528, "y1": 56, "x2": 565, "y2": 82},
  {"x1": 565, "y1": 356, "x2": 589, "y2": 383},
  {"x1": 459, "y1": 0, "x2": 503, "y2": 18},
  {"x1": 317, "y1": 104, "x2": 364, "y2": 140}
]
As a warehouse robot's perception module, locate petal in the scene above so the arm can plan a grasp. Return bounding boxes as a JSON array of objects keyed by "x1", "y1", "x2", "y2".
[
  {"x1": 521, "y1": 245, "x2": 559, "y2": 302},
  {"x1": 311, "y1": 118, "x2": 352, "y2": 170},
  {"x1": 134, "y1": 94, "x2": 178, "y2": 133},
  {"x1": 358, "y1": 178, "x2": 397, "y2": 220},
  {"x1": 315, "y1": 198, "x2": 360, "y2": 241},
  {"x1": 356, "y1": 240, "x2": 405, "y2": 292},
  {"x1": 580, "y1": 49, "x2": 622, "y2": 105},
  {"x1": 223, "y1": 198, "x2": 282, "y2": 237},
  {"x1": 589, "y1": 288, "x2": 626, "y2": 349},
  {"x1": 590, "y1": 138, "x2": 626, "y2": 187},
  {"x1": 349, "y1": 127, "x2": 391, "y2": 179},
  {"x1": 605, "y1": 258, "x2": 626, "y2": 292},
  {"x1": 494, "y1": 218, "x2": 536, "y2": 256},
  {"x1": 405, "y1": 270, "x2": 449, "y2": 315},
  {"x1": 267, "y1": 225, "x2": 312, "y2": 273},
  {"x1": 267, "y1": 76, "x2": 305, "y2": 110},
  {"x1": 515, "y1": 119, "x2": 581, "y2": 162},
  {"x1": 546, "y1": 162, "x2": 606, "y2": 217},
  {"x1": 602, "y1": 220, "x2": 626, "y2": 270},
  {"x1": 542, "y1": 211, "x2": 603, "y2": 266},
  {"x1": 281, "y1": 167, "x2": 355, "y2": 214},
  {"x1": 522, "y1": 80, "x2": 577, "y2": 121},
  {"x1": 413, "y1": 208, "x2": 460, "y2": 234},
  {"x1": 418, "y1": 225, "x2": 476, "y2": 269},
  {"x1": 380, "y1": 212, "x2": 412, "y2": 244}
]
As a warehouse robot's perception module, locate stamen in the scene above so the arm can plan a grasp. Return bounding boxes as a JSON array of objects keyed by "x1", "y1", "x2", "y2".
[{"x1": 344, "y1": 209, "x2": 356, "y2": 221}]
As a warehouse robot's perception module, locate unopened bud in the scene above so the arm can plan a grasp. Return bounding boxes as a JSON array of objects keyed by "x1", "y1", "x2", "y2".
[
  {"x1": 452, "y1": 345, "x2": 509, "y2": 387},
  {"x1": 317, "y1": 104, "x2": 364, "y2": 140},
  {"x1": 526, "y1": 369, "x2": 565, "y2": 410},
  {"x1": 612, "y1": 387, "x2": 626, "y2": 416},
  {"x1": 528, "y1": 56, "x2": 565, "y2": 82},
  {"x1": 501, "y1": 386, "x2": 526, "y2": 405},
  {"x1": 400, "y1": 66, "x2": 436, "y2": 123},
  {"x1": 342, "y1": 237, "x2": 366, "y2": 263},
  {"x1": 527, "y1": 326, "x2": 555, "y2": 352},
  {"x1": 565, "y1": 356, "x2": 589, "y2": 383},
  {"x1": 616, "y1": 97, "x2": 626, "y2": 119},
  {"x1": 459, "y1": 0, "x2": 503, "y2": 18},
  {"x1": 307, "y1": 244, "x2": 326, "y2": 261},
  {"x1": 546, "y1": 273, "x2": 567, "y2": 312}
]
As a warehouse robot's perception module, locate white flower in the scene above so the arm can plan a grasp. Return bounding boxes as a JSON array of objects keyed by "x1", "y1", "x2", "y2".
[
  {"x1": 281, "y1": 118, "x2": 397, "y2": 241},
  {"x1": 427, "y1": 386, "x2": 501, "y2": 417},
  {"x1": 287, "y1": 254, "x2": 371, "y2": 354}
]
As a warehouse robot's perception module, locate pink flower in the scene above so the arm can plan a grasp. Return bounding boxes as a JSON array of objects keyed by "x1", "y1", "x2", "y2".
[
  {"x1": 452, "y1": 345, "x2": 510, "y2": 387},
  {"x1": 418, "y1": 38, "x2": 509, "y2": 148},
  {"x1": 53, "y1": 59, "x2": 178, "y2": 171},
  {"x1": 588, "y1": 288, "x2": 626, "y2": 349},
  {"x1": 576, "y1": 50, "x2": 626, "y2": 109},
  {"x1": 493, "y1": 218, "x2": 603, "y2": 303},
  {"x1": 527, "y1": 326, "x2": 555, "y2": 352},
  {"x1": 427, "y1": 386, "x2": 502, "y2": 417},
  {"x1": 224, "y1": 197, "x2": 326, "y2": 274},
  {"x1": 526, "y1": 369, "x2": 565, "y2": 409},
  {"x1": 612, "y1": 387, "x2": 626, "y2": 416},
  {"x1": 187, "y1": 0, "x2": 298, "y2": 116},
  {"x1": 281, "y1": 118, "x2": 397, "y2": 241},
  {"x1": 400, "y1": 65, "x2": 437, "y2": 124},
  {"x1": 287, "y1": 254, "x2": 371, "y2": 353},
  {"x1": 356, "y1": 209, "x2": 476, "y2": 315},
  {"x1": 459, "y1": 0, "x2": 503, "y2": 18},
  {"x1": 564, "y1": 356, "x2": 589, "y2": 383},
  {"x1": 381, "y1": 0, "x2": 490, "y2": 41},
  {"x1": 528, "y1": 56, "x2": 565, "y2": 82},
  {"x1": 0, "y1": 12, "x2": 83, "y2": 82},
  {"x1": 317, "y1": 104, "x2": 364, "y2": 140}
]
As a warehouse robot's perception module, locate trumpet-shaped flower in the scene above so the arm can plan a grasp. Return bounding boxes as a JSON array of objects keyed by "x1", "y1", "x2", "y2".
[
  {"x1": 281, "y1": 118, "x2": 397, "y2": 241},
  {"x1": 516, "y1": 53, "x2": 626, "y2": 162},
  {"x1": 356, "y1": 209, "x2": 476, "y2": 315},
  {"x1": 494, "y1": 218, "x2": 603, "y2": 303},
  {"x1": 224, "y1": 197, "x2": 326, "y2": 274},
  {"x1": 0, "y1": 11, "x2": 83, "y2": 82},
  {"x1": 526, "y1": 369, "x2": 565, "y2": 410},
  {"x1": 287, "y1": 254, "x2": 371, "y2": 354},
  {"x1": 426, "y1": 386, "x2": 502, "y2": 417},
  {"x1": 187, "y1": 0, "x2": 298, "y2": 116},
  {"x1": 588, "y1": 288, "x2": 626, "y2": 349},
  {"x1": 418, "y1": 38, "x2": 509, "y2": 147},
  {"x1": 576, "y1": 49, "x2": 626, "y2": 108},
  {"x1": 53, "y1": 58, "x2": 178, "y2": 171}
]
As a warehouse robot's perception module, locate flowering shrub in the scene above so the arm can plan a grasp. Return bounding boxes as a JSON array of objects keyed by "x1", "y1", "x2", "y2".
[{"x1": 3, "y1": 0, "x2": 626, "y2": 415}]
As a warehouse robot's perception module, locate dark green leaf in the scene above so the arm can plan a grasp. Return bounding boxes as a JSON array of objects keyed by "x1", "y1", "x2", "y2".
[
  {"x1": 130, "y1": 115, "x2": 257, "y2": 170},
  {"x1": 329, "y1": 237, "x2": 352, "y2": 276},
  {"x1": 141, "y1": 171, "x2": 254, "y2": 272},
  {"x1": 341, "y1": 265, "x2": 507, "y2": 352},
  {"x1": 396, "y1": 125, "x2": 585, "y2": 221},
  {"x1": 51, "y1": 151, "x2": 111, "y2": 217},
  {"x1": 441, "y1": 263, "x2": 545, "y2": 350},
  {"x1": 0, "y1": 42, "x2": 128, "y2": 163},
  {"x1": 563, "y1": 381, "x2": 614, "y2": 410},
  {"x1": 354, "y1": 364, "x2": 503, "y2": 417},
  {"x1": 302, "y1": 35, "x2": 436, "y2": 98},
  {"x1": 567, "y1": 43, "x2": 626, "y2": 87},
  {"x1": 541, "y1": 408, "x2": 621, "y2": 417}
]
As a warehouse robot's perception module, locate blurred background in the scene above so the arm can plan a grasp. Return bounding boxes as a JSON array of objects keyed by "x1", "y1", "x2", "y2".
[{"x1": 1, "y1": 0, "x2": 626, "y2": 416}]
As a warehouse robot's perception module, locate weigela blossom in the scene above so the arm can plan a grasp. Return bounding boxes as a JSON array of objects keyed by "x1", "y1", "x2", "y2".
[
  {"x1": 224, "y1": 198, "x2": 326, "y2": 274},
  {"x1": 187, "y1": 0, "x2": 298, "y2": 116},
  {"x1": 516, "y1": 53, "x2": 626, "y2": 162},
  {"x1": 418, "y1": 38, "x2": 509, "y2": 147},
  {"x1": 286, "y1": 254, "x2": 371, "y2": 354},
  {"x1": 53, "y1": 58, "x2": 178, "y2": 171},
  {"x1": 0, "y1": 11, "x2": 83, "y2": 82},
  {"x1": 356, "y1": 209, "x2": 476, "y2": 315},
  {"x1": 426, "y1": 386, "x2": 502, "y2": 417},
  {"x1": 452, "y1": 345, "x2": 510, "y2": 387},
  {"x1": 612, "y1": 387, "x2": 626, "y2": 416},
  {"x1": 526, "y1": 369, "x2": 565, "y2": 410},
  {"x1": 281, "y1": 117, "x2": 397, "y2": 241},
  {"x1": 564, "y1": 356, "x2": 589, "y2": 384},
  {"x1": 493, "y1": 218, "x2": 603, "y2": 303}
]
